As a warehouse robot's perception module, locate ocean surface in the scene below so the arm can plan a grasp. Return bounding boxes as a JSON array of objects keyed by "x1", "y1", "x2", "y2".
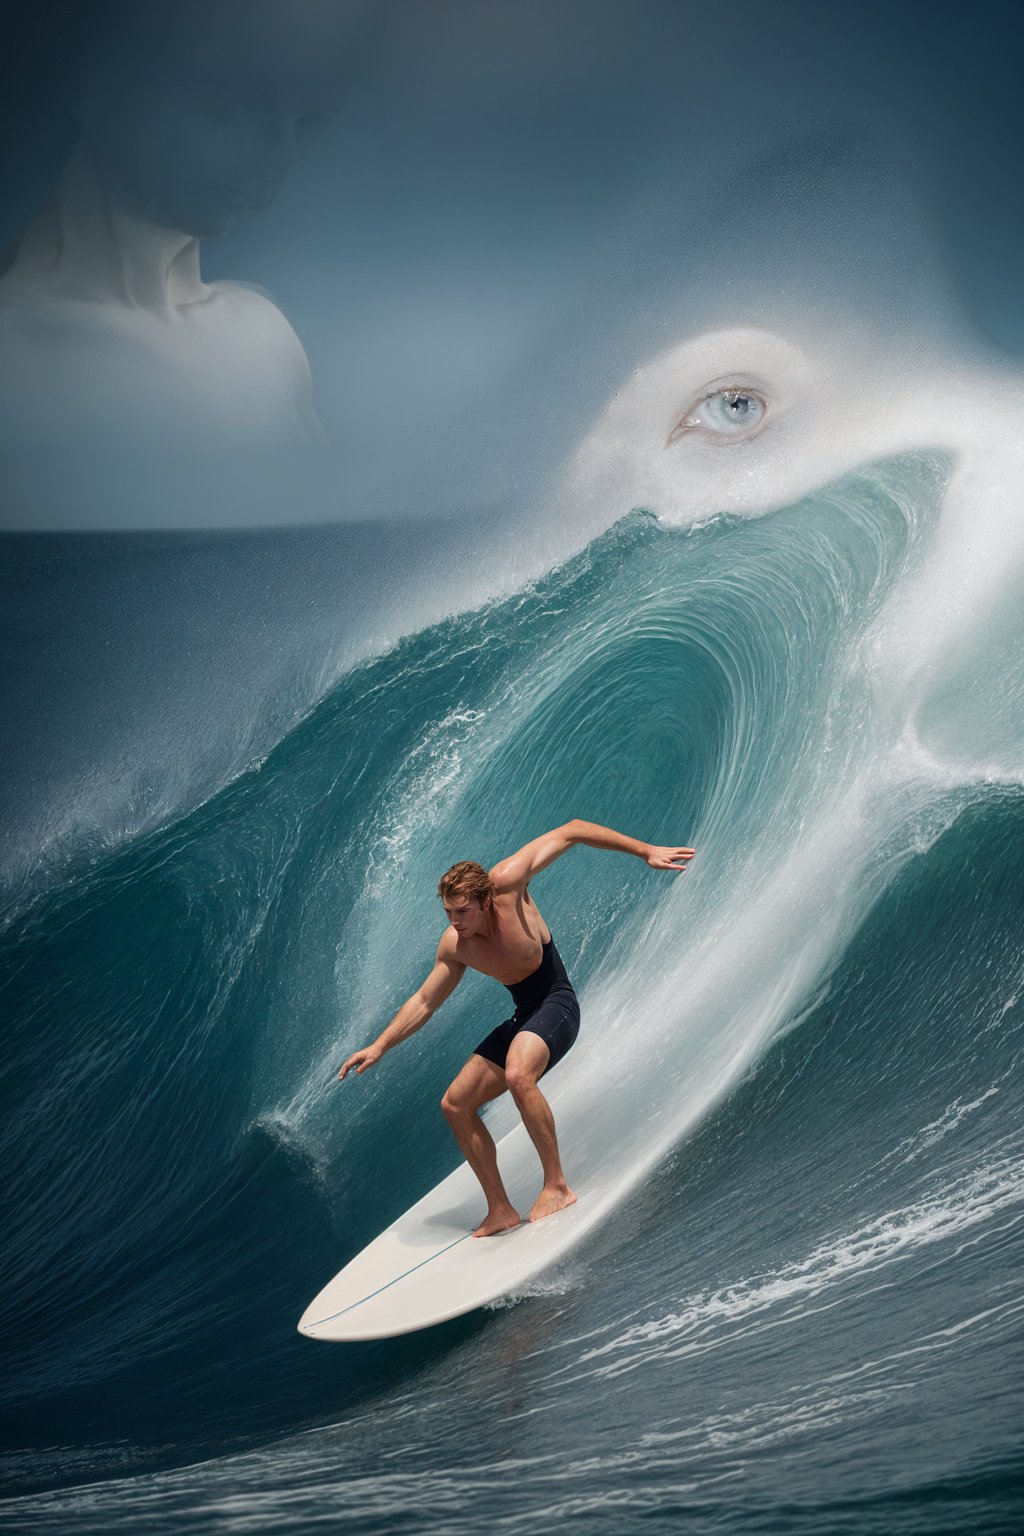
[{"x1": 2, "y1": 450, "x2": 1024, "y2": 1533}]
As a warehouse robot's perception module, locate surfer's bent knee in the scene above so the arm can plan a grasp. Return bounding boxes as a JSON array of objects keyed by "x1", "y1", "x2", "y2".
[{"x1": 504, "y1": 1064, "x2": 542, "y2": 1096}]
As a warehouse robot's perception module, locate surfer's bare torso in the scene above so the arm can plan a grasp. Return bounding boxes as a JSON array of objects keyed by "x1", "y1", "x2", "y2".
[{"x1": 440, "y1": 883, "x2": 551, "y2": 986}]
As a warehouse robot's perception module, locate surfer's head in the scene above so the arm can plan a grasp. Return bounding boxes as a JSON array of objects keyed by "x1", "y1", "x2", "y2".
[{"x1": 438, "y1": 861, "x2": 494, "y2": 935}]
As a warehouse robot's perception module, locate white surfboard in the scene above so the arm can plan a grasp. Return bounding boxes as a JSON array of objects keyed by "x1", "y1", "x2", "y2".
[{"x1": 297, "y1": 1120, "x2": 597, "y2": 1341}]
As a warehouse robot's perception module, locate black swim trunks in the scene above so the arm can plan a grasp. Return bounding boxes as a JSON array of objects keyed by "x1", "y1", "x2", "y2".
[{"x1": 472, "y1": 933, "x2": 580, "y2": 1079}]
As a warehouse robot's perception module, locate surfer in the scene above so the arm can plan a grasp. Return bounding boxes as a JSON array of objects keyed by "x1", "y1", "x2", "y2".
[{"x1": 339, "y1": 820, "x2": 695, "y2": 1238}]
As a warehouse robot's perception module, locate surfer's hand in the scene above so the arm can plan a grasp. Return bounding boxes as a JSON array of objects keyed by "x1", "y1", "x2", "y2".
[
  {"x1": 338, "y1": 1046, "x2": 383, "y2": 1080},
  {"x1": 646, "y1": 844, "x2": 695, "y2": 872}
]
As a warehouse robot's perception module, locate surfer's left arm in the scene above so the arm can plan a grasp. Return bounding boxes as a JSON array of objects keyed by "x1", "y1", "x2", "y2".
[{"x1": 492, "y1": 820, "x2": 695, "y2": 888}]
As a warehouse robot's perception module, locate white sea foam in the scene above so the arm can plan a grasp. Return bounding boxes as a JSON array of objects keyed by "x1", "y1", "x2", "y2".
[
  {"x1": 484, "y1": 1262, "x2": 587, "y2": 1311},
  {"x1": 880, "y1": 1085, "x2": 1005, "y2": 1169},
  {"x1": 362, "y1": 707, "x2": 489, "y2": 898},
  {"x1": 566, "y1": 1155, "x2": 1024, "y2": 1378}
]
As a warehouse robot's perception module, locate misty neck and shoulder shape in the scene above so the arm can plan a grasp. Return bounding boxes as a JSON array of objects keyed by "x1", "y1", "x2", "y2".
[
  {"x1": 0, "y1": 1, "x2": 365, "y2": 524},
  {"x1": 338, "y1": 819, "x2": 694, "y2": 1239}
]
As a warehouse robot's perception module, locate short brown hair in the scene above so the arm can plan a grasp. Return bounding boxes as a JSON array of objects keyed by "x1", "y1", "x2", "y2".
[{"x1": 438, "y1": 860, "x2": 493, "y2": 905}]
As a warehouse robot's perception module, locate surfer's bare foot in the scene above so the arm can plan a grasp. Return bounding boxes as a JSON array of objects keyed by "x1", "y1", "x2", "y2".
[
  {"x1": 472, "y1": 1205, "x2": 521, "y2": 1238},
  {"x1": 528, "y1": 1184, "x2": 577, "y2": 1223}
]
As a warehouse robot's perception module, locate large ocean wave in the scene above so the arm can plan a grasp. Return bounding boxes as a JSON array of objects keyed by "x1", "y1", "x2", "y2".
[{"x1": 3, "y1": 441, "x2": 1023, "y2": 1529}]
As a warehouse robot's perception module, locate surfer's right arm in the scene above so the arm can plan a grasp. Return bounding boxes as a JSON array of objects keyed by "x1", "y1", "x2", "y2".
[{"x1": 337, "y1": 936, "x2": 466, "y2": 1079}]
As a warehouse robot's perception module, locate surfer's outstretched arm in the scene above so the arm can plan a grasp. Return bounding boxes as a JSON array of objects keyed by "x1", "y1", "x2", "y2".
[
  {"x1": 491, "y1": 819, "x2": 695, "y2": 889},
  {"x1": 338, "y1": 936, "x2": 466, "y2": 1079}
]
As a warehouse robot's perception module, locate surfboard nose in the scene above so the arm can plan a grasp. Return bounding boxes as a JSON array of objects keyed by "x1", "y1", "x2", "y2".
[{"x1": 297, "y1": 1298, "x2": 331, "y2": 1337}]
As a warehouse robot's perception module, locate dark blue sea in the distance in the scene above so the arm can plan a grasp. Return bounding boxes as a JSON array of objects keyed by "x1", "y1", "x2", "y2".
[{"x1": 2, "y1": 456, "x2": 1023, "y2": 1534}]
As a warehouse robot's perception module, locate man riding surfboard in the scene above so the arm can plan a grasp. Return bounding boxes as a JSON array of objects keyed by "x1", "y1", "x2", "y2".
[{"x1": 339, "y1": 819, "x2": 694, "y2": 1237}]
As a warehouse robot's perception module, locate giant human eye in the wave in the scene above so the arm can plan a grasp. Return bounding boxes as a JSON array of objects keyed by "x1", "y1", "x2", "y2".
[{"x1": 667, "y1": 384, "x2": 769, "y2": 446}]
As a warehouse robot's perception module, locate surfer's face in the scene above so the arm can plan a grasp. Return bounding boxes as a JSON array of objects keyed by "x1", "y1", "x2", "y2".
[{"x1": 443, "y1": 896, "x2": 489, "y2": 937}]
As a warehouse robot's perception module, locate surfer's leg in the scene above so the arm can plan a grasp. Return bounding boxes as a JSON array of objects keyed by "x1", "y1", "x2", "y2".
[
  {"x1": 441, "y1": 1054, "x2": 521, "y2": 1238},
  {"x1": 504, "y1": 1031, "x2": 577, "y2": 1225}
]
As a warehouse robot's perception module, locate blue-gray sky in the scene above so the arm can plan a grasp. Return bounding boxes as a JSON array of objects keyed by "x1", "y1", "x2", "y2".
[{"x1": 1, "y1": 1, "x2": 1023, "y2": 529}]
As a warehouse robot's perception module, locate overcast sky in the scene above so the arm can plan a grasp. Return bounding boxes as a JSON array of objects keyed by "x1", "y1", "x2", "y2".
[{"x1": 2, "y1": 1, "x2": 1023, "y2": 528}]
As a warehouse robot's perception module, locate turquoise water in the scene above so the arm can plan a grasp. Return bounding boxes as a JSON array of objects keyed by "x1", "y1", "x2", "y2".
[{"x1": 2, "y1": 456, "x2": 1023, "y2": 1531}]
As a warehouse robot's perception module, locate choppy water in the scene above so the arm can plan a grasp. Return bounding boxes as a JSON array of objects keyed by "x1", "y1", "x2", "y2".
[{"x1": 2, "y1": 446, "x2": 1023, "y2": 1532}]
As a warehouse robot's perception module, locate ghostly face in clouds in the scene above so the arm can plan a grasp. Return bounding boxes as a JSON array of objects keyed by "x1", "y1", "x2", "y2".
[{"x1": 74, "y1": 0, "x2": 367, "y2": 236}]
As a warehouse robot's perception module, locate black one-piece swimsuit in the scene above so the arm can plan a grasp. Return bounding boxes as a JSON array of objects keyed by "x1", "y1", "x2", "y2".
[{"x1": 472, "y1": 933, "x2": 580, "y2": 1079}]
